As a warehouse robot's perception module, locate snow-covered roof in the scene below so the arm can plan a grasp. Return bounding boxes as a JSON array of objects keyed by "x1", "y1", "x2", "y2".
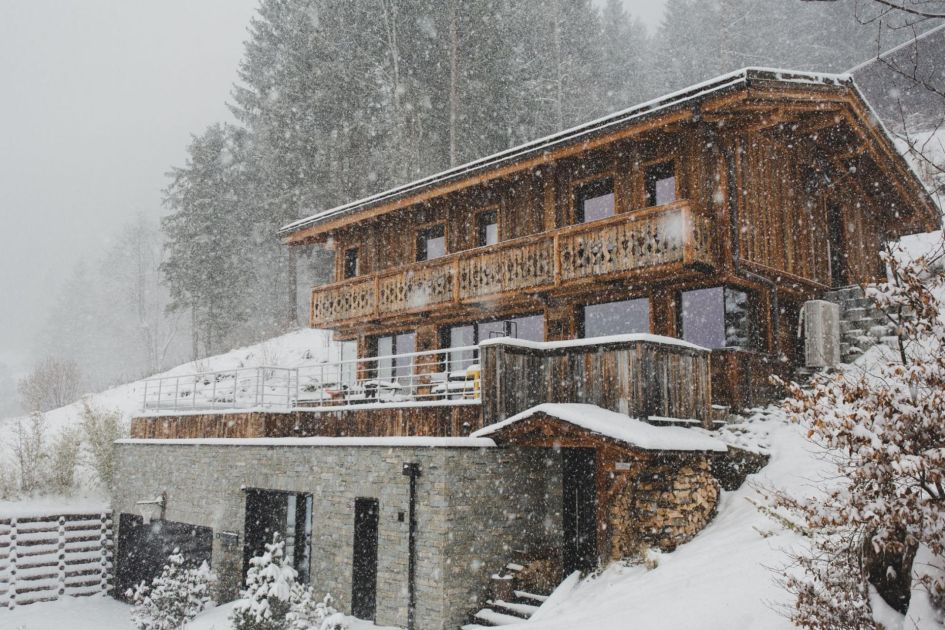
[
  {"x1": 479, "y1": 333, "x2": 708, "y2": 353},
  {"x1": 116, "y1": 436, "x2": 496, "y2": 448},
  {"x1": 281, "y1": 67, "x2": 851, "y2": 237},
  {"x1": 472, "y1": 403, "x2": 728, "y2": 453}
]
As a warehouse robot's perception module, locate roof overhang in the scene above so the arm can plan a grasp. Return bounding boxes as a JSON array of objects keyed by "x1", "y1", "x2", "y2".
[{"x1": 281, "y1": 66, "x2": 940, "y2": 245}]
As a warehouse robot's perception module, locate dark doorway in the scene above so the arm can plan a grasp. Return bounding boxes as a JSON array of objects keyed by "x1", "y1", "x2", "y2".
[
  {"x1": 243, "y1": 490, "x2": 313, "y2": 584},
  {"x1": 827, "y1": 202, "x2": 847, "y2": 287},
  {"x1": 114, "y1": 513, "x2": 213, "y2": 599},
  {"x1": 351, "y1": 497, "x2": 380, "y2": 621},
  {"x1": 562, "y1": 448, "x2": 597, "y2": 577}
]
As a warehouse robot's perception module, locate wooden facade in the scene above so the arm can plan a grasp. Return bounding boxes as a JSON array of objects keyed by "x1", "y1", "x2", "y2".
[{"x1": 279, "y1": 70, "x2": 937, "y2": 413}]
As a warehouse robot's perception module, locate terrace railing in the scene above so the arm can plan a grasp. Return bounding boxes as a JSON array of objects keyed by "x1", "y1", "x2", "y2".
[{"x1": 139, "y1": 346, "x2": 481, "y2": 413}]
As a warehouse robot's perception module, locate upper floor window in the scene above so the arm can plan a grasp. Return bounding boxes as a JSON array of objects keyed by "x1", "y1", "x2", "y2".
[
  {"x1": 645, "y1": 161, "x2": 676, "y2": 207},
  {"x1": 342, "y1": 247, "x2": 359, "y2": 279},
  {"x1": 581, "y1": 297, "x2": 650, "y2": 338},
  {"x1": 416, "y1": 224, "x2": 446, "y2": 261},
  {"x1": 678, "y1": 286, "x2": 756, "y2": 350},
  {"x1": 574, "y1": 177, "x2": 615, "y2": 223},
  {"x1": 477, "y1": 210, "x2": 499, "y2": 247}
]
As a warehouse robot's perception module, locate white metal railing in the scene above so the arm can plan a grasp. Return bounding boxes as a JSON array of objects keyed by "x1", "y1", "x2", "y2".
[
  {"x1": 139, "y1": 346, "x2": 481, "y2": 412},
  {"x1": 141, "y1": 367, "x2": 300, "y2": 412}
]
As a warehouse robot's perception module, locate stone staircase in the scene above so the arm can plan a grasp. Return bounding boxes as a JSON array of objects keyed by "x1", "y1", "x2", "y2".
[
  {"x1": 824, "y1": 285, "x2": 900, "y2": 363},
  {"x1": 461, "y1": 561, "x2": 553, "y2": 629}
]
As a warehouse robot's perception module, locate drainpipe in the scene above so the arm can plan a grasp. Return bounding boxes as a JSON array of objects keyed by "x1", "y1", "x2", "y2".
[
  {"x1": 402, "y1": 462, "x2": 422, "y2": 630},
  {"x1": 724, "y1": 143, "x2": 781, "y2": 358}
]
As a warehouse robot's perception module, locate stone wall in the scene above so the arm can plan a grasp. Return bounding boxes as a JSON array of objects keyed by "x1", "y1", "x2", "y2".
[{"x1": 112, "y1": 441, "x2": 559, "y2": 630}]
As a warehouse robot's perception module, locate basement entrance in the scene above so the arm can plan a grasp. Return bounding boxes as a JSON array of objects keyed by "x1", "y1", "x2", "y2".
[
  {"x1": 351, "y1": 497, "x2": 380, "y2": 621},
  {"x1": 243, "y1": 489, "x2": 313, "y2": 584},
  {"x1": 562, "y1": 448, "x2": 597, "y2": 576}
]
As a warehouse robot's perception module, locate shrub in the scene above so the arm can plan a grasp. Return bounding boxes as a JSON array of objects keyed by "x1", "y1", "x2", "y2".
[
  {"x1": 128, "y1": 549, "x2": 215, "y2": 630},
  {"x1": 17, "y1": 357, "x2": 81, "y2": 412},
  {"x1": 80, "y1": 399, "x2": 127, "y2": 491},
  {"x1": 50, "y1": 425, "x2": 83, "y2": 492},
  {"x1": 12, "y1": 413, "x2": 49, "y2": 493}
]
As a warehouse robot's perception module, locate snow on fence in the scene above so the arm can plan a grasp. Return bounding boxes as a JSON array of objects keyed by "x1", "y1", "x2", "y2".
[
  {"x1": 0, "y1": 512, "x2": 113, "y2": 609},
  {"x1": 140, "y1": 346, "x2": 481, "y2": 412}
]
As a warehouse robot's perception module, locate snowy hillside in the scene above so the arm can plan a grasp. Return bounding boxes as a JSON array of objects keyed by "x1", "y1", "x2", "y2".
[
  {"x1": 0, "y1": 328, "x2": 339, "y2": 501},
  {"x1": 0, "y1": 328, "x2": 337, "y2": 433}
]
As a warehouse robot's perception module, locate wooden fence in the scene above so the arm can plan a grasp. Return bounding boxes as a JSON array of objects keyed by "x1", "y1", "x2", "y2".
[{"x1": 0, "y1": 511, "x2": 113, "y2": 608}]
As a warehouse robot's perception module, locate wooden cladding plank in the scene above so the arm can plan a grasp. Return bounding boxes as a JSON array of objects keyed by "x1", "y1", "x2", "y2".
[
  {"x1": 480, "y1": 339, "x2": 712, "y2": 427},
  {"x1": 130, "y1": 404, "x2": 483, "y2": 440}
]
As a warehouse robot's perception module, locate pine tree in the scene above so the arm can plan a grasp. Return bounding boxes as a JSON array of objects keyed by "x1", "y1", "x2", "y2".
[
  {"x1": 128, "y1": 550, "x2": 215, "y2": 630},
  {"x1": 162, "y1": 123, "x2": 254, "y2": 358},
  {"x1": 231, "y1": 536, "x2": 299, "y2": 630}
]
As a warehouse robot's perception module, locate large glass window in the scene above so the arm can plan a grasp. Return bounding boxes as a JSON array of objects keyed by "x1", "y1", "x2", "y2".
[
  {"x1": 678, "y1": 287, "x2": 755, "y2": 349},
  {"x1": 416, "y1": 224, "x2": 446, "y2": 261},
  {"x1": 645, "y1": 161, "x2": 677, "y2": 207},
  {"x1": 442, "y1": 313, "x2": 545, "y2": 367},
  {"x1": 477, "y1": 211, "x2": 499, "y2": 247},
  {"x1": 374, "y1": 331, "x2": 416, "y2": 382},
  {"x1": 574, "y1": 178, "x2": 615, "y2": 223},
  {"x1": 582, "y1": 298, "x2": 650, "y2": 338}
]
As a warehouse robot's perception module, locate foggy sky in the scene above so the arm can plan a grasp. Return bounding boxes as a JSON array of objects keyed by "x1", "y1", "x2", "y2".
[{"x1": 0, "y1": 0, "x2": 667, "y2": 374}]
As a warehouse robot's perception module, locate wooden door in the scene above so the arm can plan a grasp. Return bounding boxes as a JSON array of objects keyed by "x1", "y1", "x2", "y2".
[
  {"x1": 562, "y1": 448, "x2": 597, "y2": 577},
  {"x1": 351, "y1": 498, "x2": 380, "y2": 621}
]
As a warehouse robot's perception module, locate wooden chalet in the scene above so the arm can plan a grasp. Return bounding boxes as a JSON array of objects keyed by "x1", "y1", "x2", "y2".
[{"x1": 281, "y1": 67, "x2": 937, "y2": 415}]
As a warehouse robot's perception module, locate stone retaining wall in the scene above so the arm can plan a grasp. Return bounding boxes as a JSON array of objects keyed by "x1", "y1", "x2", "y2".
[{"x1": 111, "y1": 442, "x2": 559, "y2": 630}]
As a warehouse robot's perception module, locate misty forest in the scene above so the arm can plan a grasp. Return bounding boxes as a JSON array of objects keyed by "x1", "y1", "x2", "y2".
[{"x1": 2, "y1": 0, "x2": 945, "y2": 629}]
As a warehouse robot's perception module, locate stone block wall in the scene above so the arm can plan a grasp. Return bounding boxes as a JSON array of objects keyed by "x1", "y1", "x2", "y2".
[{"x1": 112, "y1": 442, "x2": 559, "y2": 630}]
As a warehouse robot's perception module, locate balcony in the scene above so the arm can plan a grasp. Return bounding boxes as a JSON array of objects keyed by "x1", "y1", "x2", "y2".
[{"x1": 310, "y1": 200, "x2": 715, "y2": 328}]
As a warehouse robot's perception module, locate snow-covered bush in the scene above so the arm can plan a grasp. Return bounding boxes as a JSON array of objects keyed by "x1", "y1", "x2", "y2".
[
  {"x1": 50, "y1": 424, "x2": 83, "y2": 492},
  {"x1": 232, "y1": 535, "x2": 346, "y2": 630},
  {"x1": 771, "y1": 247, "x2": 945, "y2": 628},
  {"x1": 80, "y1": 399, "x2": 127, "y2": 490},
  {"x1": 12, "y1": 412, "x2": 49, "y2": 494},
  {"x1": 128, "y1": 549, "x2": 215, "y2": 630},
  {"x1": 17, "y1": 356, "x2": 81, "y2": 412},
  {"x1": 286, "y1": 590, "x2": 345, "y2": 630}
]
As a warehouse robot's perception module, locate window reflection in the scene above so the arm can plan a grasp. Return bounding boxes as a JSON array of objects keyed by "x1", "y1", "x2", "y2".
[
  {"x1": 574, "y1": 178, "x2": 615, "y2": 223},
  {"x1": 582, "y1": 298, "x2": 650, "y2": 338},
  {"x1": 679, "y1": 287, "x2": 754, "y2": 349},
  {"x1": 645, "y1": 161, "x2": 676, "y2": 207},
  {"x1": 416, "y1": 224, "x2": 446, "y2": 261}
]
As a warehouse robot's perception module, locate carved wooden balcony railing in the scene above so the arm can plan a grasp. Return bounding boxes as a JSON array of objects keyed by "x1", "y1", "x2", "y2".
[{"x1": 311, "y1": 201, "x2": 714, "y2": 327}]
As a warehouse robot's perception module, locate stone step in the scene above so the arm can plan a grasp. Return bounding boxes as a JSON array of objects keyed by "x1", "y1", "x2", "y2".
[
  {"x1": 844, "y1": 307, "x2": 867, "y2": 320},
  {"x1": 488, "y1": 599, "x2": 539, "y2": 618},
  {"x1": 513, "y1": 590, "x2": 548, "y2": 605},
  {"x1": 473, "y1": 608, "x2": 526, "y2": 626}
]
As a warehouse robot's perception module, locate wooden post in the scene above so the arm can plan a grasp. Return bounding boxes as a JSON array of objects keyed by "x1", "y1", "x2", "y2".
[
  {"x1": 99, "y1": 513, "x2": 111, "y2": 596},
  {"x1": 8, "y1": 518, "x2": 16, "y2": 609},
  {"x1": 57, "y1": 516, "x2": 66, "y2": 597}
]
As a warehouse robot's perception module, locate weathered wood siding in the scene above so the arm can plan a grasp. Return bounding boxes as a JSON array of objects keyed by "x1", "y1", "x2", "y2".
[
  {"x1": 130, "y1": 404, "x2": 482, "y2": 439},
  {"x1": 480, "y1": 338, "x2": 712, "y2": 427}
]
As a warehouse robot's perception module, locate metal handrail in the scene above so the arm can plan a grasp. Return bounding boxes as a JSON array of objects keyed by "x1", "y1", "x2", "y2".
[{"x1": 139, "y1": 346, "x2": 482, "y2": 412}]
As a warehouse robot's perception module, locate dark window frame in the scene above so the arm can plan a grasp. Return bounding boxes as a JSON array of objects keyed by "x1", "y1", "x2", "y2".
[
  {"x1": 676, "y1": 285, "x2": 760, "y2": 350},
  {"x1": 644, "y1": 160, "x2": 677, "y2": 207},
  {"x1": 372, "y1": 330, "x2": 417, "y2": 382},
  {"x1": 573, "y1": 176, "x2": 615, "y2": 224},
  {"x1": 579, "y1": 296, "x2": 652, "y2": 339},
  {"x1": 439, "y1": 313, "x2": 545, "y2": 368},
  {"x1": 476, "y1": 209, "x2": 499, "y2": 248},
  {"x1": 342, "y1": 247, "x2": 360, "y2": 279},
  {"x1": 415, "y1": 223, "x2": 447, "y2": 262}
]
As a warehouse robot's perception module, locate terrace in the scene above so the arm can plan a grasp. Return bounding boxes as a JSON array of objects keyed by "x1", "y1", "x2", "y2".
[{"x1": 131, "y1": 334, "x2": 714, "y2": 440}]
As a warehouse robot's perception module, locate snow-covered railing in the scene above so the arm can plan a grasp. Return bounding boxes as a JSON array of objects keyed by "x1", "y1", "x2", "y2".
[
  {"x1": 295, "y1": 345, "x2": 481, "y2": 407},
  {"x1": 141, "y1": 367, "x2": 300, "y2": 412},
  {"x1": 139, "y1": 346, "x2": 482, "y2": 413},
  {"x1": 0, "y1": 511, "x2": 112, "y2": 608}
]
